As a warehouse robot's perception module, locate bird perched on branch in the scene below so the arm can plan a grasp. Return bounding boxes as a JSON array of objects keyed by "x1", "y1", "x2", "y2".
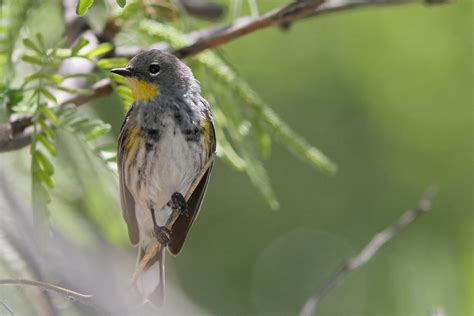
[{"x1": 112, "y1": 49, "x2": 216, "y2": 307}]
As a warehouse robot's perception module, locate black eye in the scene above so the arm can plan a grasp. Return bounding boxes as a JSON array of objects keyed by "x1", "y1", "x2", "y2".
[{"x1": 149, "y1": 63, "x2": 160, "y2": 75}]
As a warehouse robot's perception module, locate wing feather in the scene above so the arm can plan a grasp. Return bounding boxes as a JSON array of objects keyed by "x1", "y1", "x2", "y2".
[
  {"x1": 118, "y1": 107, "x2": 140, "y2": 245},
  {"x1": 168, "y1": 164, "x2": 213, "y2": 255},
  {"x1": 168, "y1": 98, "x2": 216, "y2": 255}
]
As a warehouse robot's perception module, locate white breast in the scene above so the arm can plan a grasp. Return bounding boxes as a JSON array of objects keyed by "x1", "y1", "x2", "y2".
[{"x1": 127, "y1": 114, "x2": 205, "y2": 243}]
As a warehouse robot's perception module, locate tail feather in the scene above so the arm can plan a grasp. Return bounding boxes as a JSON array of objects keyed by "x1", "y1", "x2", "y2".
[{"x1": 134, "y1": 244, "x2": 165, "y2": 307}]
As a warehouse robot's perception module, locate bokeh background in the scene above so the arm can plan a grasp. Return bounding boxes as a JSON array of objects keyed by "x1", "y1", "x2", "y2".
[{"x1": 0, "y1": 0, "x2": 472, "y2": 315}]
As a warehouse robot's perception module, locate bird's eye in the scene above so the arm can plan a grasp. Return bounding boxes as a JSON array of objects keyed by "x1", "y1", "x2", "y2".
[{"x1": 149, "y1": 63, "x2": 160, "y2": 75}]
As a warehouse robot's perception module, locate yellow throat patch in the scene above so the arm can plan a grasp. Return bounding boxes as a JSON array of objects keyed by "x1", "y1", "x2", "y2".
[{"x1": 126, "y1": 78, "x2": 160, "y2": 101}]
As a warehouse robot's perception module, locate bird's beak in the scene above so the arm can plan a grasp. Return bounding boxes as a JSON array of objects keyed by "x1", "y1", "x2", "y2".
[{"x1": 111, "y1": 67, "x2": 134, "y2": 77}]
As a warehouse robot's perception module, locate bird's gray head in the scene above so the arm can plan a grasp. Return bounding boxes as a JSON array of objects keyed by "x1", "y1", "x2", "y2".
[{"x1": 111, "y1": 49, "x2": 199, "y2": 101}]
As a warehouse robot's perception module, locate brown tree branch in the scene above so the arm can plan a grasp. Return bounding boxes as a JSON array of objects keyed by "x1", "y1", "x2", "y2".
[
  {"x1": 174, "y1": 0, "x2": 326, "y2": 58},
  {"x1": 0, "y1": 80, "x2": 113, "y2": 153},
  {"x1": 299, "y1": 185, "x2": 439, "y2": 316},
  {"x1": 0, "y1": 0, "x2": 449, "y2": 153},
  {"x1": 173, "y1": 0, "x2": 448, "y2": 58}
]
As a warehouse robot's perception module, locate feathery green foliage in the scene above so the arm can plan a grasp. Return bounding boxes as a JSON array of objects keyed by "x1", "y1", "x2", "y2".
[
  {"x1": 137, "y1": 19, "x2": 336, "y2": 208},
  {"x1": 76, "y1": 0, "x2": 127, "y2": 16},
  {"x1": 16, "y1": 34, "x2": 116, "y2": 222},
  {"x1": 1, "y1": 0, "x2": 335, "y2": 218}
]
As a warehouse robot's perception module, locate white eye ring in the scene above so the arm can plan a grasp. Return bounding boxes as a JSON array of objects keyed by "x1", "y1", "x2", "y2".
[{"x1": 149, "y1": 63, "x2": 160, "y2": 75}]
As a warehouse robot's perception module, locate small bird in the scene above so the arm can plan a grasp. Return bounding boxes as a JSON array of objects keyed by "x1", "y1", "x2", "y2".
[{"x1": 112, "y1": 49, "x2": 216, "y2": 307}]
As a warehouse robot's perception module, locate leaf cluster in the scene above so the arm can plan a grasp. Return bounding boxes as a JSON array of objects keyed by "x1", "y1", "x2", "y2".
[
  {"x1": 8, "y1": 33, "x2": 118, "y2": 218},
  {"x1": 0, "y1": 0, "x2": 335, "y2": 220}
]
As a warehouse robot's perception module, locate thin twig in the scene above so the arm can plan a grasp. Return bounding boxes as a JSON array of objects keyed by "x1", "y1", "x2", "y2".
[
  {"x1": 0, "y1": 80, "x2": 113, "y2": 153},
  {"x1": 0, "y1": 0, "x2": 450, "y2": 153},
  {"x1": 299, "y1": 186, "x2": 439, "y2": 316},
  {"x1": 174, "y1": 0, "x2": 326, "y2": 58},
  {"x1": 0, "y1": 301, "x2": 14, "y2": 316},
  {"x1": 173, "y1": 0, "x2": 449, "y2": 58},
  {"x1": 0, "y1": 279, "x2": 93, "y2": 302}
]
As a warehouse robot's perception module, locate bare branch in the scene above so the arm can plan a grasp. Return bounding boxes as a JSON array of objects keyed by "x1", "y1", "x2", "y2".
[
  {"x1": 299, "y1": 186, "x2": 439, "y2": 316},
  {"x1": 0, "y1": 279, "x2": 93, "y2": 302},
  {"x1": 173, "y1": 0, "x2": 449, "y2": 58},
  {"x1": 174, "y1": 0, "x2": 326, "y2": 58}
]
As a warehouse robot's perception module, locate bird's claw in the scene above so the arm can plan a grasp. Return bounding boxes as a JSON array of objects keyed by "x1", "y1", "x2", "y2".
[
  {"x1": 170, "y1": 192, "x2": 189, "y2": 217},
  {"x1": 153, "y1": 225, "x2": 171, "y2": 245}
]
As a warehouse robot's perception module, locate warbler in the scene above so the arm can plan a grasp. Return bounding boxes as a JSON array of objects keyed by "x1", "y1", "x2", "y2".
[{"x1": 112, "y1": 49, "x2": 216, "y2": 307}]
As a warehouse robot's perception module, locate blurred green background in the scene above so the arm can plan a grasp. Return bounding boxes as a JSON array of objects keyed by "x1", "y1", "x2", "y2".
[{"x1": 1, "y1": 0, "x2": 472, "y2": 315}]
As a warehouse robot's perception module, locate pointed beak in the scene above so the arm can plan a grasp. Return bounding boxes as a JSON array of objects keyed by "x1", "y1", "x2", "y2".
[{"x1": 111, "y1": 67, "x2": 134, "y2": 77}]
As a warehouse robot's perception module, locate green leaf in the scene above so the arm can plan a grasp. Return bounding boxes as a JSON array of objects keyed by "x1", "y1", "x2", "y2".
[
  {"x1": 84, "y1": 124, "x2": 111, "y2": 141},
  {"x1": 23, "y1": 38, "x2": 43, "y2": 55},
  {"x1": 32, "y1": 153, "x2": 55, "y2": 189},
  {"x1": 69, "y1": 117, "x2": 90, "y2": 129},
  {"x1": 4, "y1": 89, "x2": 24, "y2": 112},
  {"x1": 72, "y1": 38, "x2": 90, "y2": 55},
  {"x1": 216, "y1": 136, "x2": 246, "y2": 171},
  {"x1": 76, "y1": 0, "x2": 94, "y2": 16},
  {"x1": 55, "y1": 86, "x2": 92, "y2": 95},
  {"x1": 253, "y1": 120, "x2": 272, "y2": 159},
  {"x1": 116, "y1": 85, "x2": 133, "y2": 104},
  {"x1": 38, "y1": 120, "x2": 56, "y2": 140},
  {"x1": 25, "y1": 73, "x2": 64, "y2": 84},
  {"x1": 22, "y1": 54, "x2": 44, "y2": 65},
  {"x1": 242, "y1": 148, "x2": 279, "y2": 210},
  {"x1": 85, "y1": 43, "x2": 114, "y2": 58},
  {"x1": 37, "y1": 134, "x2": 57, "y2": 156},
  {"x1": 35, "y1": 33, "x2": 46, "y2": 51},
  {"x1": 97, "y1": 58, "x2": 127, "y2": 69},
  {"x1": 54, "y1": 48, "x2": 73, "y2": 58},
  {"x1": 35, "y1": 150, "x2": 54, "y2": 176},
  {"x1": 199, "y1": 51, "x2": 338, "y2": 174},
  {"x1": 39, "y1": 88, "x2": 57, "y2": 104},
  {"x1": 33, "y1": 180, "x2": 51, "y2": 204},
  {"x1": 35, "y1": 170, "x2": 55, "y2": 189},
  {"x1": 116, "y1": 0, "x2": 126, "y2": 8},
  {"x1": 212, "y1": 108, "x2": 246, "y2": 170},
  {"x1": 110, "y1": 72, "x2": 126, "y2": 84},
  {"x1": 40, "y1": 105, "x2": 59, "y2": 125},
  {"x1": 31, "y1": 153, "x2": 41, "y2": 172}
]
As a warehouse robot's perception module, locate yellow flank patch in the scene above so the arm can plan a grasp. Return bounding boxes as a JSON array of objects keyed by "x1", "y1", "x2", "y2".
[
  {"x1": 126, "y1": 78, "x2": 160, "y2": 101},
  {"x1": 200, "y1": 118, "x2": 212, "y2": 148},
  {"x1": 124, "y1": 123, "x2": 144, "y2": 159}
]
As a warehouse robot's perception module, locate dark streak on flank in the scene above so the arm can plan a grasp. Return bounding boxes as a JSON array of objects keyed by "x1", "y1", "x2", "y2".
[
  {"x1": 143, "y1": 127, "x2": 160, "y2": 152},
  {"x1": 183, "y1": 125, "x2": 201, "y2": 142}
]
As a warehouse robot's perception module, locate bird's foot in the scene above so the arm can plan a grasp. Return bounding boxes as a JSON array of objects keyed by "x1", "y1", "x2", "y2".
[
  {"x1": 153, "y1": 225, "x2": 171, "y2": 245},
  {"x1": 169, "y1": 192, "x2": 189, "y2": 217}
]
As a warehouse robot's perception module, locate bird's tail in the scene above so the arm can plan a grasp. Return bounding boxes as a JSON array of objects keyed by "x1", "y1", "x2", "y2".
[{"x1": 134, "y1": 243, "x2": 165, "y2": 307}]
